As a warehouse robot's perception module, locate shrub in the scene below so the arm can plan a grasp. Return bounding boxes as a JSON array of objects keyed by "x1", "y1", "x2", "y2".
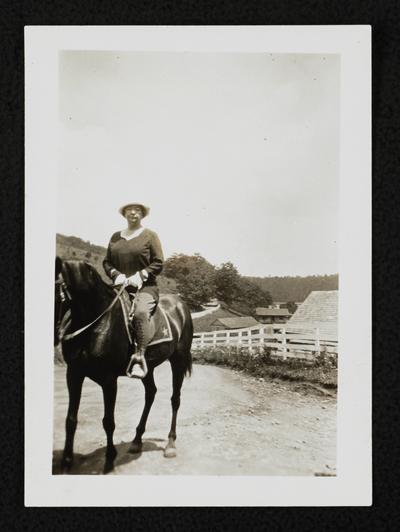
[{"x1": 192, "y1": 345, "x2": 337, "y2": 389}]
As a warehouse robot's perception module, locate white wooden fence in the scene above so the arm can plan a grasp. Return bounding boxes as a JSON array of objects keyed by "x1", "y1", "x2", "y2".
[{"x1": 192, "y1": 324, "x2": 338, "y2": 360}]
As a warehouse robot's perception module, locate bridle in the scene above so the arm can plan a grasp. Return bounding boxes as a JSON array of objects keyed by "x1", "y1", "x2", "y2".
[
  {"x1": 55, "y1": 274, "x2": 72, "y2": 340},
  {"x1": 55, "y1": 272, "x2": 129, "y2": 342},
  {"x1": 56, "y1": 274, "x2": 72, "y2": 305}
]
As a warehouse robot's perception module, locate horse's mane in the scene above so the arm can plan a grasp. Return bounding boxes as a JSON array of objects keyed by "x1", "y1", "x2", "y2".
[
  {"x1": 65, "y1": 260, "x2": 115, "y2": 296},
  {"x1": 85, "y1": 261, "x2": 116, "y2": 292}
]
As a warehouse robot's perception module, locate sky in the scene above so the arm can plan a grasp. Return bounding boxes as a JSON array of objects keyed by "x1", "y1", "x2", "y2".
[{"x1": 58, "y1": 51, "x2": 339, "y2": 277}]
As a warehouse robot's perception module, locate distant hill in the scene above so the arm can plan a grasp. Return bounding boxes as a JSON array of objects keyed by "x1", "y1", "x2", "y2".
[
  {"x1": 56, "y1": 233, "x2": 177, "y2": 294},
  {"x1": 246, "y1": 274, "x2": 338, "y2": 302}
]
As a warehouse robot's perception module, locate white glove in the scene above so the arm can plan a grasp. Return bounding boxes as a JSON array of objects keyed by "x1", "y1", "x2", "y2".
[
  {"x1": 114, "y1": 273, "x2": 127, "y2": 286},
  {"x1": 127, "y1": 272, "x2": 143, "y2": 290}
]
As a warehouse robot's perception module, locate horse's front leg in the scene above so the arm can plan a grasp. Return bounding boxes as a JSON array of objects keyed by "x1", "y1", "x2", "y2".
[
  {"x1": 61, "y1": 366, "x2": 84, "y2": 472},
  {"x1": 129, "y1": 369, "x2": 157, "y2": 454},
  {"x1": 101, "y1": 377, "x2": 118, "y2": 474}
]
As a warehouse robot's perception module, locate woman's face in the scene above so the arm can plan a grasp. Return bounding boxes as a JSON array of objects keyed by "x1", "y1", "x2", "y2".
[{"x1": 124, "y1": 205, "x2": 144, "y2": 225}]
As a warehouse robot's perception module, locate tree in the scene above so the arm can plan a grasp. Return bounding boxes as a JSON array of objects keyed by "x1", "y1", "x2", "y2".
[
  {"x1": 163, "y1": 253, "x2": 197, "y2": 278},
  {"x1": 176, "y1": 268, "x2": 216, "y2": 310},
  {"x1": 232, "y1": 278, "x2": 272, "y2": 316},
  {"x1": 215, "y1": 262, "x2": 241, "y2": 306},
  {"x1": 285, "y1": 301, "x2": 298, "y2": 314},
  {"x1": 163, "y1": 253, "x2": 216, "y2": 310}
]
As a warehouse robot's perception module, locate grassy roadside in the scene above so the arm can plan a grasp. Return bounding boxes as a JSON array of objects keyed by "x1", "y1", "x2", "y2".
[{"x1": 192, "y1": 346, "x2": 337, "y2": 390}]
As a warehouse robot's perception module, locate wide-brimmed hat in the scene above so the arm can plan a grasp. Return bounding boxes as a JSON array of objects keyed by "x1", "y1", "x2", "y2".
[{"x1": 118, "y1": 203, "x2": 150, "y2": 217}]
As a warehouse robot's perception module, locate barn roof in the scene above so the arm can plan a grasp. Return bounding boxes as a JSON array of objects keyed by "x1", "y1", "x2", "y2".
[
  {"x1": 255, "y1": 307, "x2": 291, "y2": 316},
  {"x1": 288, "y1": 290, "x2": 338, "y2": 339},
  {"x1": 193, "y1": 306, "x2": 246, "y2": 333},
  {"x1": 211, "y1": 316, "x2": 259, "y2": 329}
]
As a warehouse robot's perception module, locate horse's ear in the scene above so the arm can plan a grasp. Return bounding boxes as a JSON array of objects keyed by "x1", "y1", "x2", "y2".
[{"x1": 55, "y1": 256, "x2": 63, "y2": 277}]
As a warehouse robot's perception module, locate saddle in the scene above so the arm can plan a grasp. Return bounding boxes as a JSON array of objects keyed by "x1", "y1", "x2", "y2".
[{"x1": 119, "y1": 291, "x2": 173, "y2": 347}]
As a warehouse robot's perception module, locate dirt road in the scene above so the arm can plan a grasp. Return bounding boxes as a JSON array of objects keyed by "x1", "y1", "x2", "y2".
[{"x1": 53, "y1": 363, "x2": 336, "y2": 476}]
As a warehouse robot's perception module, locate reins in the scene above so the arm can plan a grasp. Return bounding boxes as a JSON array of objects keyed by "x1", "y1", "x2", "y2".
[{"x1": 59, "y1": 281, "x2": 128, "y2": 342}]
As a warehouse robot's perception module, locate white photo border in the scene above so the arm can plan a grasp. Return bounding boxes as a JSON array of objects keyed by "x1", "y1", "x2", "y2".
[{"x1": 25, "y1": 25, "x2": 371, "y2": 507}]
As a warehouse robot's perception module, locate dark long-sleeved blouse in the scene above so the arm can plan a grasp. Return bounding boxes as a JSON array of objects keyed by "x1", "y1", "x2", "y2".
[{"x1": 103, "y1": 228, "x2": 164, "y2": 286}]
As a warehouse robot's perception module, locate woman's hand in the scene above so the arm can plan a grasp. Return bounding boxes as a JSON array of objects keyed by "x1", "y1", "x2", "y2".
[
  {"x1": 114, "y1": 273, "x2": 127, "y2": 286},
  {"x1": 127, "y1": 272, "x2": 143, "y2": 290}
]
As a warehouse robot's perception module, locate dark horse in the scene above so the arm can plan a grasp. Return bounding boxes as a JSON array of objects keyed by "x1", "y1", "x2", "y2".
[{"x1": 54, "y1": 257, "x2": 193, "y2": 473}]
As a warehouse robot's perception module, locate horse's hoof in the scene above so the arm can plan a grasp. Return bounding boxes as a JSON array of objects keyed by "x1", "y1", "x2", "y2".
[
  {"x1": 164, "y1": 446, "x2": 177, "y2": 459},
  {"x1": 61, "y1": 457, "x2": 73, "y2": 473},
  {"x1": 103, "y1": 461, "x2": 114, "y2": 474},
  {"x1": 128, "y1": 441, "x2": 142, "y2": 454}
]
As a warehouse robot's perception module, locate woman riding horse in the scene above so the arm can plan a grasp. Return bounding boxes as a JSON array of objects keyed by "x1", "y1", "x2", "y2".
[
  {"x1": 103, "y1": 202, "x2": 163, "y2": 379},
  {"x1": 55, "y1": 256, "x2": 193, "y2": 473}
]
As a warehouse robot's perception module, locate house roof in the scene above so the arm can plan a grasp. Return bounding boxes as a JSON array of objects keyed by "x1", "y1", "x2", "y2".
[
  {"x1": 193, "y1": 307, "x2": 246, "y2": 333},
  {"x1": 255, "y1": 307, "x2": 291, "y2": 316},
  {"x1": 288, "y1": 290, "x2": 338, "y2": 339},
  {"x1": 210, "y1": 316, "x2": 259, "y2": 329}
]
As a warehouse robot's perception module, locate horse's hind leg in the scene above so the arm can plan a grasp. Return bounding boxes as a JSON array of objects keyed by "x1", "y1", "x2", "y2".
[
  {"x1": 61, "y1": 367, "x2": 84, "y2": 472},
  {"x1": 164, "y1": 360, "x2": 185, "y2": 458},
  {"x1": 101, "y1": 377, "x2": 118, "y2": 474},
  {"x1": 129, "y1": 368, "x2": 156, "y2": 454}
]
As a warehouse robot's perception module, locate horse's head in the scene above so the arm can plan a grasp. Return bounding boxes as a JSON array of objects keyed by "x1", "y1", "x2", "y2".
[
  {"x1": 54, "y1": 257, "x2": 98, "y2": 345},
  {"x1": 54, "y1": 256, "x2": 67, "y2": 346},
  {"x1": 54, "y1": 257, "x2": 114, "y2": 345}
]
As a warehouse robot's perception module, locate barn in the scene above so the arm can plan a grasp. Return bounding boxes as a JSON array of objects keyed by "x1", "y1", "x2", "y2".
[
  {"x1": 255, "y1": 307, "x2": 291, "y2": 324},
  {"x1": 288, "y1": 290, "x2": 338, "y2": 340}
]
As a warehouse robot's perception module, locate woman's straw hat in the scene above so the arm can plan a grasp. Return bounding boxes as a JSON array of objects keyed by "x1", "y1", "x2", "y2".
[{"x1": 118, "y1": 203, "x2": 150, "y2": 217}]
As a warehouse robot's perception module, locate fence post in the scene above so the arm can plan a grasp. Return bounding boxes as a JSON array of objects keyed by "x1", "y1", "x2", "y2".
[
  {"x1": 314, "y1": 327, "x2": 321, "y2": 356},
  {"x1": 260, "y1": 328, "x2": 265, "y2": 349},
  {"x1": 281, "y1": 326, "x2": 287, "y2": 360}
]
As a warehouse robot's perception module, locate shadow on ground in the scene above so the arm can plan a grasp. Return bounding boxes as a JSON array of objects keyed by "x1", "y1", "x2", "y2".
[{"x1": 52, "y1": 439, "x2": 166, "y2": 475}]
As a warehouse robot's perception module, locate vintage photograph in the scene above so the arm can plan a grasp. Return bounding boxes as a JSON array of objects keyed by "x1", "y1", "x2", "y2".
[
  {"x1": 25, "y1": 26, "x2": 371, "y2": 507},
  {"x1": 53, "y1": 50, "x2": 339, "y2": 476}
]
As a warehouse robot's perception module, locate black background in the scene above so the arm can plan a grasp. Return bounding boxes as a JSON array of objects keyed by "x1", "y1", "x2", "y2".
[{"x1": 0, "y1": 1, "x2": 398, "y2": 530}]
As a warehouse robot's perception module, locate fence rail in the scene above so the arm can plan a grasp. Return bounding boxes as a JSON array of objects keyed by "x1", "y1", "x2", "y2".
[{"x1": 192, "y1": 323, "x2": 338, "y2": 360}]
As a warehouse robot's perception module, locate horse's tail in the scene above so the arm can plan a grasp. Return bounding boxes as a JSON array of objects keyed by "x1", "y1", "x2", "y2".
[
  {"x1": 182, "y1": 304, "x2": 193, "y2": 377},
  {"x1": 183, "y1": 349, "x2": 193, "y2": 377}
]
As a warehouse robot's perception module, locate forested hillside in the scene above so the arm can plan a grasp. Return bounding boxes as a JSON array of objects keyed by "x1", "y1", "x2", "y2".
[{"x1": 246, "y1": 274, "x2": 338, "y2": 302}]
